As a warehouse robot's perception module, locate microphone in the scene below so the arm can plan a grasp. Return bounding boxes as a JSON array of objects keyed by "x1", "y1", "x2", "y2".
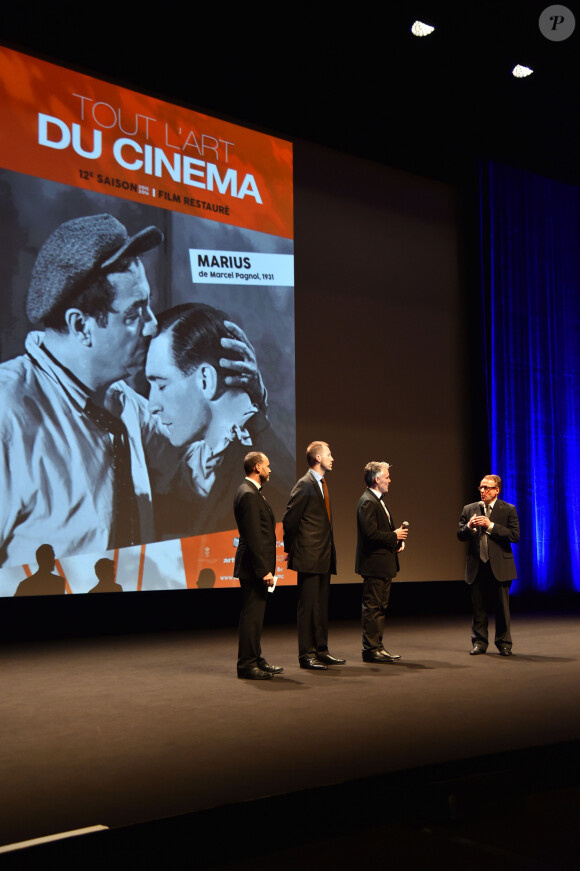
[
  {"x1": 475, "y1": 501, "x2": 486, "y2": 534},
  {"x1": 398, "y1": 520, "x2": 409, "y2": 552}
]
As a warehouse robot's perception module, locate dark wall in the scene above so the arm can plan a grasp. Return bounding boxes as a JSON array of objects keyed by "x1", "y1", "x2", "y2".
[{"x1": 293, "y1": 140, "x2": 469, "y2": 583}]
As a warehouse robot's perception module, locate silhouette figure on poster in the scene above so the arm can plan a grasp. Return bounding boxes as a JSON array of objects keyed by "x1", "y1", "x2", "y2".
[
  {"x1": 88, "y1": 558, "x2": 123, "y2": 593},
  {"x1": 13, "y1": 544, "x2": 65, "y2": 596},
  {"x1": 196, "y1": 569, "x2": 216, "y2": 588}
]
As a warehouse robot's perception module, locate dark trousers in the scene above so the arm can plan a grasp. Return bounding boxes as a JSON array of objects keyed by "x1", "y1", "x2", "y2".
[
  {"x1": 471, "y1": 560, "x2": 512, "y2": 649},
  {"x1": 297, "y1": 572, "x2": 330, "y2": 659},
  {"x1": 237, "y1": 576, "x2": 268, "y2": 671},
  {"x1": 362, "y1": 575, "x2": 392, "y2": 652}
]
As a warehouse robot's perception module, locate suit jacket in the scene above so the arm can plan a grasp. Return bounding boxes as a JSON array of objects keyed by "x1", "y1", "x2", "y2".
[
  {"x1": 355, "y1": 489, "x2": 400, "y2": 578},
  {"x1": 233, "y1": 479, "x2": 276, "y2": 581},
  {"x1": 283, "y1": 470, "x2": 336, "y2": 575},
  {"x1": 457, "y1": 499, "x2": 520, "y2": 583}
]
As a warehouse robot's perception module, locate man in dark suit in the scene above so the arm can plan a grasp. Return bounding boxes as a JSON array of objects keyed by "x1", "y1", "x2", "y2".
[
  {"x1": 234, "y1": 451, "x2": 284, "y2": 680},
  {"x1": 355, "y1": 461, "x2": 408, "y2": 663},
  {"x1": 457, "y1": 474, "x2": 520, "y2": 656},
  {"x1": 283, "y1": 441, "x2": 345, "y2": 670}
]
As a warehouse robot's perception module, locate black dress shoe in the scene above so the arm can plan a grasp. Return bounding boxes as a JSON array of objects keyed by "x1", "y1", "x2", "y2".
[
  {"x1": 258, "y1": 661, "x2": 284, "y2": 674},
  {"x1": 362, "y1": 650, "x2": 400, "y2": 663},
  {"x1": 316, "y1": 652, "x2": 346, "y2": 665},
  {"x1": 498, "y1": 646, "x2": 513, "y2": 656},
  {"x1": 299, "y1": 657, "x2": 327, "y2": 670},
  {"x1": 237, "y1": 667, "x2": 273, "y2": 680},
  {"x1": 469, "y1": 645, "x2": 487, "y2": 655},
  {"x1": 362, "y1": 651, "x2": 388, "y2": 663},
  {"x1": 380, "y1": 649, "x2": 402, "y2": 661}
]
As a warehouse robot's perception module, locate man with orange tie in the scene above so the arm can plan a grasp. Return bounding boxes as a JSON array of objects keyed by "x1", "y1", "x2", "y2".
[{"x1": 283, "y1": 441, "x2": 345, "y2": 670}]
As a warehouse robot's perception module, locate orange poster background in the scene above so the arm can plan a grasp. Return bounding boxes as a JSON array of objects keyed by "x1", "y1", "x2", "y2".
[
  {"x1": 180, "y1": 523, "x2": 292, "y2": 589},
  {"x1": 0, "y1": 46, "x2": 293, "y2": 239}
]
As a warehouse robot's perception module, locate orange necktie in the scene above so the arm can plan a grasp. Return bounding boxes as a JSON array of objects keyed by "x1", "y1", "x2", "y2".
[{"x1": 321, "y1": 477, "x2": 331, "y2": 523}]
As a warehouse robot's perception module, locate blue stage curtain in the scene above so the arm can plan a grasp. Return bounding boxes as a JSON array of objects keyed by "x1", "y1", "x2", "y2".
[{"x1": 480, "y1": 162, "x2": 580, "y2": 592}]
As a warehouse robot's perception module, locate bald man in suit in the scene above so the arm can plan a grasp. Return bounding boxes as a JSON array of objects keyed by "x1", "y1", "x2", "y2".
[{"x1": 234, "y1": 451, "x2": 283, "y2": 679}]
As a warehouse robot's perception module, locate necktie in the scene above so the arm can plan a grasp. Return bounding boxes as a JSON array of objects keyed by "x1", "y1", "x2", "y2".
[
  {"x1": 480, "y1": 504, "x2": 490, "y2": 562},
  {"x1": 321, "y1": 477, "x2": 331, "y2": 523},
  {"x1": 84, "y1": 400, "x2": 139, "y2": 549},
  {"x1": 186, "y1": 422, "x2": 253, "y2": 497}
]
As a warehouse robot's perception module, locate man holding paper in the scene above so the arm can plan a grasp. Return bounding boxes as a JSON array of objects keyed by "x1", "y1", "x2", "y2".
[{"x1": 233, "y1": 451, "x2": 283, "y2": 679}]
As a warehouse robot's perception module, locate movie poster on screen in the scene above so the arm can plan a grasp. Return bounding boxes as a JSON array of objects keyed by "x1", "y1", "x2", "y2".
[{"x1": 0, "y1": 46, "x2": 295, "y2": 596}]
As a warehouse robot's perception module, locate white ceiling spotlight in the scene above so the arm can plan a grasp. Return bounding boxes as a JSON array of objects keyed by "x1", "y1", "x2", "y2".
[
  {"x1": 512, "y1": 64, "x2": 534, "y2": 78},
  {"x1": 411, "y1": 21, "x2": 435, "y2": 37}
]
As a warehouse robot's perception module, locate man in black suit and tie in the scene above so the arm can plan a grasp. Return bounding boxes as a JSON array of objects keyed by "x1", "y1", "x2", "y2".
[
  {"x1": 457, "y1": 474, "x2": 520, "y2": 656},
  {"x1": 283, "y1": 441, "x2": 345, "y2": 670},
  {"x1": 234, "y1": 452, "x2": 284, "y2": 680},
  {"x1": 356, "y1": 461, "x2": 408, "y2": 663}
]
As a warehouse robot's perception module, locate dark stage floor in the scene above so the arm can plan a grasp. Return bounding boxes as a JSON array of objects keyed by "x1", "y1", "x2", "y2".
[{"x1": 2, "y1": 614, "x2": 579, "y2": 867}]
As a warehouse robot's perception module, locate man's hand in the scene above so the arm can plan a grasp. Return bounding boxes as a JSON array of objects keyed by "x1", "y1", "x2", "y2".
[
  {"x1": 395, "y1": 525, "x2": 408, "y2": 541},
  {"x1": 262, "y1": 572, "x2": 274, "y2": 586},
  {"x1": 469, "y1": 514, "x2": 491, "y2": 530},
  {"x1": 219, "y1": 320, "x2": 267, "y2": 411}
]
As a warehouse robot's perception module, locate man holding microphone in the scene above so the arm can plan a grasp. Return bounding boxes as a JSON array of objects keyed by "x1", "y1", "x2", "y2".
[{"x1": 355, "y1": 461, "x2": 408, "y2": 663}]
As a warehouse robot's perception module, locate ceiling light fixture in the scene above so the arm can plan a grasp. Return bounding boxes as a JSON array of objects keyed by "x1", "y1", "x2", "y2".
[
  {"x1": 411, "y1": 21, "x2": 435, "y2": 37},
  {"x1": 512, "y1": 64, "x2": 534, "y2": 78}
]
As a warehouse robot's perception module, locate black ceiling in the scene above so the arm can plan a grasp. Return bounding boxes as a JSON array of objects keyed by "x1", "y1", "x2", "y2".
[{"x1": 2, "y1": 1, "x2": 579, "y2": 186}]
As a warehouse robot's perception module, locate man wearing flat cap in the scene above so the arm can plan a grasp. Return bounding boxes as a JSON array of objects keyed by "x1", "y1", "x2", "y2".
[
  {"x1": 0, "y1": 213, "x2": 267, "y2": 568},
  {"x1": 0, "y1": 214, "x2": 163, "y2": 567}
]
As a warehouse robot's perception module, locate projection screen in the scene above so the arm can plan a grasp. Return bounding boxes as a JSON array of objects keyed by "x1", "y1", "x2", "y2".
[{"x1": 0, "y1": 46, "x2": 295, "y2": 595}]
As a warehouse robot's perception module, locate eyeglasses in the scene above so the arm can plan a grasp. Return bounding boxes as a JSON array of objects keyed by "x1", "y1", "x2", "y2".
[{"x1": 478, "y1": 485, "x2": 498, "y2": 491}]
